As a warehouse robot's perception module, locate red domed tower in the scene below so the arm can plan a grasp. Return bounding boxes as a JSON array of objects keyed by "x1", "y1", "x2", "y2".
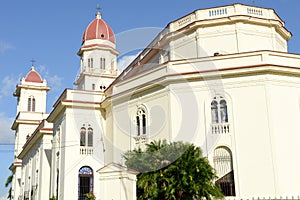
[
  {"x1": 75, "y1": 10, "x2": 119, "y2": 92},
  {"x1": 11, "y1": 65, "x2": 50, "y2": 199}
]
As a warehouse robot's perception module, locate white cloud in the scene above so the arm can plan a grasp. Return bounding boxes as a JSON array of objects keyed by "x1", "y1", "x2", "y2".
[
  {"x1": 36, "y1": 64, "x2": 46, "y2": 74},
  {"x1": 0, "y1": 41, "x2": 14, "y2": 53},
  {"x1": 36, "y1": 65, "x2": 63, "y2": 92},
  {"x1": 1, "y1": 75, "x2": 19, "y2": 97},
  {"x1": 46, "y1": 74, "x2": 63, "y2": 92},
  {"x1": 117, "y1": 55, "x2": 137, "y2": 71},
  {"x1": 0, "y1": 113, "x2": 14, "y2": 144}
]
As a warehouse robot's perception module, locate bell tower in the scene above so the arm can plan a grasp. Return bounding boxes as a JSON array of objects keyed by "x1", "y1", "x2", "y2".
[
  {"x1": 75, "y1": 10, "x2": 119, "y2": 92},
  {"x1": 10, "y1": 65, "x2": 50, "y2": 199}
]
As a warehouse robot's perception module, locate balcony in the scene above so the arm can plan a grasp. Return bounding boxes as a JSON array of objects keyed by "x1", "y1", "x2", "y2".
[
  {"x1": 133, "y1": 134, "x2": 147, "y2": 145},
  {"x1": 80, "y1": 147, "x2": 93, "y2": 155},
  {"x1": 211, "y1": 123, "x2": 230, "y2": 134},
  {"x1": 82, "y1": 66, "x2": 118, "y2": 76}
]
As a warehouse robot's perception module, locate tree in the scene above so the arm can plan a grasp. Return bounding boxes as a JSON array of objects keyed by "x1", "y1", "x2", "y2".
[
  {"x1": 124, "y1": 140, "x2": 224, "y2": 200},
  {"x1": 5, "y1": 174, "x2": 13, "y2": 200}
]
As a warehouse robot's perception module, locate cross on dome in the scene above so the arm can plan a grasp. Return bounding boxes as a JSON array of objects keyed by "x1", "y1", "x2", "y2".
[
  {"x1": 96, "y1": 4, "x2": 102, "y2": 19},
  {"x1": 30, "y1": 58, "x2": 36, "y2": 67}
]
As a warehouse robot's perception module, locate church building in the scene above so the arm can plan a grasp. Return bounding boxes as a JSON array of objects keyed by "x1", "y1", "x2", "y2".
[{"x1": 10, "y1": 3, "x2": 300, "y2": 200}]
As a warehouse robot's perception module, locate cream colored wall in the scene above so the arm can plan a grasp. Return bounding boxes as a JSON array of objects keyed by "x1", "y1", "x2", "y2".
[
  {"x1": 82, "y1": 49, "x2": 117, "y2": 71},
  {"x1": 54, "y1": 106, "x2": 104, "y2": 200},
  {"x1": 18, "y1": 87, "x2": 47, "y2": 113},
  {"x1": 224, "y1": 78, "x2": 275, "y2": 198},
  {"x1": 108, "y1": 65, "x2": 300, "y2": 198},
  {"x1": 105, "y1": 87, "x2": 171, "y2": 163},
  {"x1": 20, "y1": 134, "x2": 52, "y2": 200},
  {"x1": 266, "y1": 79, "x2": 300, "y2": 197},
  {"x1": 172, "y1": 22, "x2": 287, "y2": 60},
  {"x1": 169, "y1": 74, "x2": 300, "y2": 198},
  {"x1": 77, "y1": 48, "x2": 118, "y2": 91}
]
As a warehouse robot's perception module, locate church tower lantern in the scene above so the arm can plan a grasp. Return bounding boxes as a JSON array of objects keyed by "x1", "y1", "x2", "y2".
[{"x1": 75, "y1": 9, "x2": 119, "y2": 92}]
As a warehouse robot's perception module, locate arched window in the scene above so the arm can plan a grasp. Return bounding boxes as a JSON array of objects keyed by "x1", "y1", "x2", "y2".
[
  {"x1": 80, "y1": 127, "x2": 86, "y2": 146},
  {"x1": 87, "y1": 128, "x2": 93, "y2": 147},
  {"x1": 27, "y1": 96, "x2": 36, "y2": 112},
  {"x1": 213, "y1": 147, "x2": 235, "y2": 196},
  {"x1": 211, "y1": 100, "x2": 218, "y2": 123},
  {"x1": 78, "y1": 166, "x2": 93, "y2": 200},
  {"x1": 28, "y1": 97, "x2": 31, "y2": 111},
  {"x1": 136, "y1": 107, "x2": 147, "y2": 136},
  {"x1": 32, "y1": 98, "x2": 35, "y2": 112},
  {"x1": 220, "y1": 99, "x2": 228, "y2": 123},
  {"x1": 100, "y1": 57, "x2": 106, "y2": 69},
  {"x1": 211, "y1": 96, "x2": 228, "y2": 124},
  {"x1": 80, "y1": 124, "x2": 93, "y2": 147}
]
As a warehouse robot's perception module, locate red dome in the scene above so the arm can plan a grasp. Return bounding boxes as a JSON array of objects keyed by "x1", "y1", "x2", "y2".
[
  {"x1": 82, "y1": 13, "x2": 116, "y2": 44},
  {"x1": 25, "y1": 67, "x2": 43, "y2": 83}
]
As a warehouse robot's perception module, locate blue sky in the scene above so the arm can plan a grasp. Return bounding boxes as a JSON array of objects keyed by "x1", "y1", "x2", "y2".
[{"x1": 0, "y1": 0, "x2": 299, "y2": 198}]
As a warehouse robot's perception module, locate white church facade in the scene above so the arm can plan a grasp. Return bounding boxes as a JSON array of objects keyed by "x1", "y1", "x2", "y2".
[{"x1": 9, "y1": 3, "x2": 300, "y2": 200}]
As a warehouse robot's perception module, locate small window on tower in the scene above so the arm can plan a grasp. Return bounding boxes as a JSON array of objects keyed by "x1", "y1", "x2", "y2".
[
  {"x1": 27, "y1": 96, "x2": 36, "y2": 112},
  {"x1": 92, "y1": 84, "x2": 95, "y2": 90},
  {"x1": 100, "y1": 57, "x2": 106, "y2": 69},
  {"x1": 28, "y1": 98, "x2": 31, "y2": 111},
  {"x1": 88, "y1": 58, "x2": 93, "y2": 69}
]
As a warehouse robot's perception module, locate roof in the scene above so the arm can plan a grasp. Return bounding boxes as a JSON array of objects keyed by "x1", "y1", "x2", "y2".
[
  {"x1": 25, "y1": 66, "x2": 43, "y2": 83},
  {"x1": 82, "y1": 12, "x2": 116, "y2": 44}
]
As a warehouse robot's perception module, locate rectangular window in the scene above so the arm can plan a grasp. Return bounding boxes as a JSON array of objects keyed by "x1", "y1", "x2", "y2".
[
  {"x1": 28, "y1": 98, "x2": 32, "y2": 111},
  {"x1": 136, "y1": 116, "x2": 140, "y2": 136},
  {"x1": 32, "y1": 98, "x2": 35, "y2": 112},
  {"x1": 80, "y1": 132, "x2": 86, "y2": 146},
  {"x1": 100, "y1": 58, "x2": 106, "y2": 69},
  {"x1": 79, "y1": 177, "x2": 90, "y2": 200},
  {"x1": 88, "y1": 135, "x2": 93, "y2": 147},
  {"x1": 87, "y1": 130, "x2": 93, "y2": 147},
  {"x1": 142, "y1": 115, "x2": 146, "y2": 135}
]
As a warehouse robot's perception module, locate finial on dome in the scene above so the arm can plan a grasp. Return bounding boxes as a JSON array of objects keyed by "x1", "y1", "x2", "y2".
[{"x1": 96, "y1": 4, "x2": 102, "y2": 19}]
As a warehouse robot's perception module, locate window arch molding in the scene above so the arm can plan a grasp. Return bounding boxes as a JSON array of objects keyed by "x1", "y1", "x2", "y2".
[
  {"x1": 78, "y1": 166, "x2": 93, "y2": 200},
  {"x1": 131, "y1": 104, "x2": 150, "y2": 146},
  {"x1": 210, "y1": 95, "x2": 229, "y2": 124},
  {"x1": 134, "y1": 104, "x2": 149, "y2": 136},
  {"x1": 213, "y1": 146, "x2": 236, "y2": 196},
  {"x1": 79, "y1": 123, "x2": 94, "y2": 147},
  {"x1": 205, "y1": 93, "x2": 233, "y2": 134},
  {"x1": 206, "y1": 93, "x2": 233, "y2": 123}
]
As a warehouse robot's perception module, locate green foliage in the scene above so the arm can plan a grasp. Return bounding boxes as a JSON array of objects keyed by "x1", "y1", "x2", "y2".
[
  {"x1": 49, "y1": 196, "x2": 57, "y2": 200},
  {"x1": 124, "y1": 140, "x2": 224, "y2": 200},
  {"x1": 85, "y1": 192, "x2": 96, "y2": 200},
  {"x1": 5, "y1": 174, "x2": 13, "y2": 199}
]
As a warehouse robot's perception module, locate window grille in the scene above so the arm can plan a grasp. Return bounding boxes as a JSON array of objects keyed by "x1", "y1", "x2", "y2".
[
  {"x1": 78, "y1": 166, "x2": 93, "y2": 200},
  {"x1": 214, "y1": 147, "x2": 235, "y2": 196}
]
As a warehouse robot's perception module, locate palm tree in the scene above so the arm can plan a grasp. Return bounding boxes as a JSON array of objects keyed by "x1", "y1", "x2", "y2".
[
  {"x1": 5, "y1": 174, "x2": 13, "y2": 200},
  {"x1": 124, "y1": 140, "x2": 224, "y2": 200}
]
